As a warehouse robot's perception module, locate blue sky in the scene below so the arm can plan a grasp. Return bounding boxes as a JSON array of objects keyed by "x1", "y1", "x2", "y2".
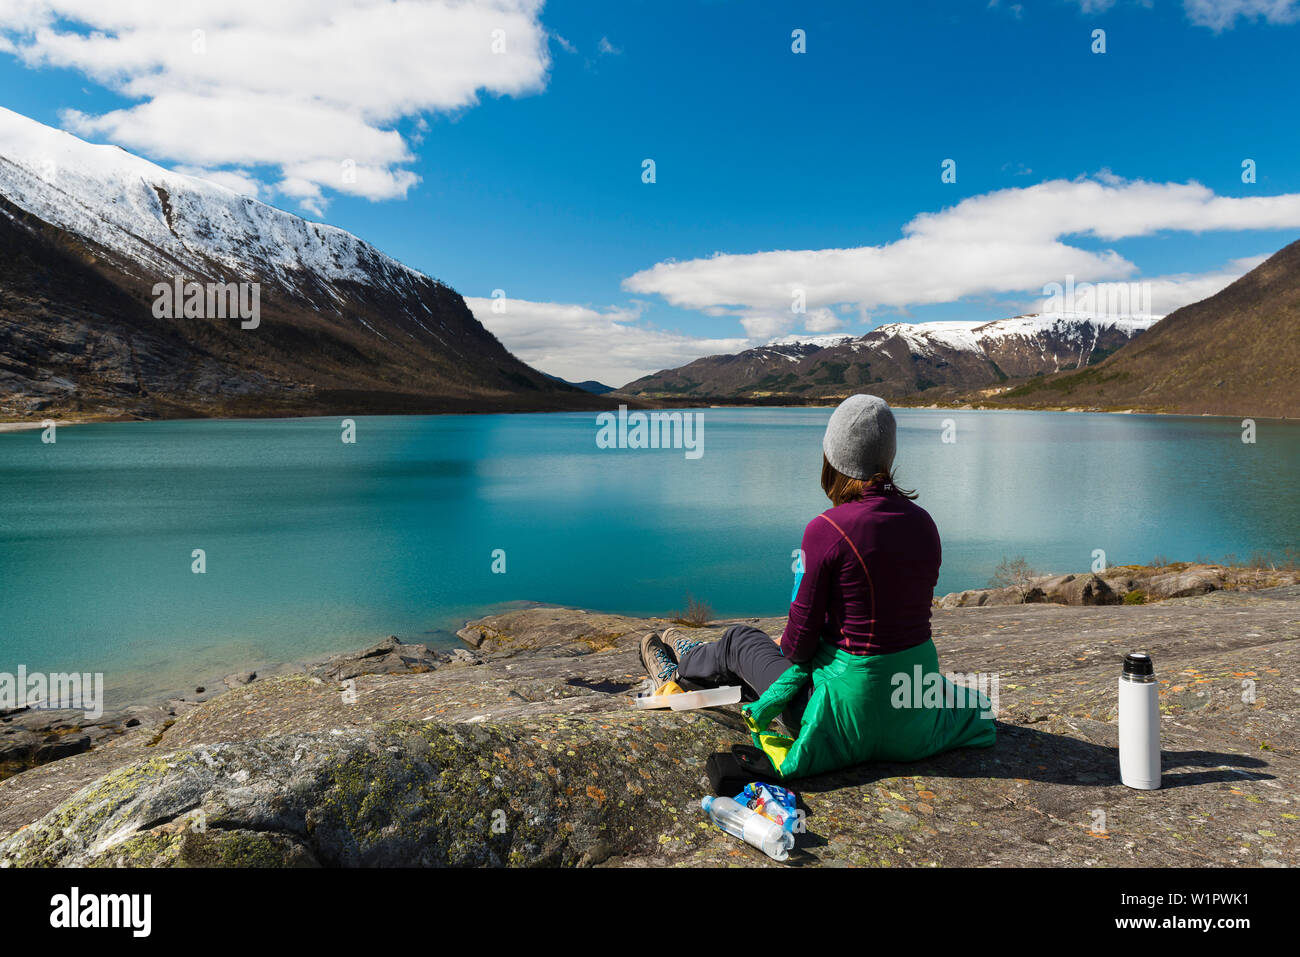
[{"x1": 2, "y1": 0, "x2": 1300, "y2": 386}]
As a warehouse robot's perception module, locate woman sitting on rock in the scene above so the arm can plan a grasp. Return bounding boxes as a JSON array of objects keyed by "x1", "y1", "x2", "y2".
[{"x1": 639, "y1": 394, "x2": 996, "y2": 779}]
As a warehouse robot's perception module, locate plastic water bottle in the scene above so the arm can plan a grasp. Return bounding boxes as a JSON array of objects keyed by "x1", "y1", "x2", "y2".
[
  {"x1": 1118, "y1": 651, "x2": 1161, "y2": 790},
  {"x1": 701, "y1": 795, "x2": 795, "y2": 862}
]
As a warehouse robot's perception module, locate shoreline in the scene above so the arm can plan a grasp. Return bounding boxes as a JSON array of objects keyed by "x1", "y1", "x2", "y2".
[
  {"x1": 630, "y1": 399, "x2": 1294, "y2": 421},
  {"x1": 19, "y1": 561, "x2": 1300, "y2": 710},
  {"x1": 8, "y1": 560, "x2": 1293, "y2": 782},
  {"x1": 2, "y1": 404, "x2": 1293, "y2": 431},
  {"x1": 0, "y1": 417, "x2": 103, "y2": 432},
  {"x1": 5, "y1": 582, "x2": 1298, "y2": 867},
  {"x1": 0, "y1": 394, "x2": 636, "y2": 432}
]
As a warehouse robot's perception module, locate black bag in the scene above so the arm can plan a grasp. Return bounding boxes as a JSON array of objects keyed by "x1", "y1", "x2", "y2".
[{"x1": 705, "y1": 744, "x2": 783, "y2": 795}]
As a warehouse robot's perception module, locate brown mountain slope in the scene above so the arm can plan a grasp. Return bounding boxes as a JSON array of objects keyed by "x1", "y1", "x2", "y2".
[
  {"x1": 0, "y1": 107, "x2": 613, "y2": 421},
  {"x1": 986, "y1": 238, "x2": 1300, "y2": 418},
  {"x1": 0, "y1": 198, "x2": 609, "y2": 421}
]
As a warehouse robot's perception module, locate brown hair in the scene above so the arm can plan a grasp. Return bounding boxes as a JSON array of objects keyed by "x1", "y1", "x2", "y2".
[{"x1": 820, "y1": 454, "x2": 917, "y2": 506}]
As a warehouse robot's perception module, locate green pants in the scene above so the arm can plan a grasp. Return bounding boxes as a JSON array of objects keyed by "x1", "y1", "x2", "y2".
[{"x1": 742, "y1": 638, "x2": 996, "y2": 779}]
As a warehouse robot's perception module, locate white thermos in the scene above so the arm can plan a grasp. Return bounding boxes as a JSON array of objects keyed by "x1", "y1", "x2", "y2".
[{"x1": 1118, "y1": 652, "x2": 1161, "y2": 789}]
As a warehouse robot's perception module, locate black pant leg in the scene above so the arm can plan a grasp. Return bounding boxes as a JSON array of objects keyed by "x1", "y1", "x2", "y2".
[
  {"x1": 678, "y1": 624, "x2": 810, "y2": 733},
  {"x1": 677, "y1": 624, "x2": 760, "y2": 693}
]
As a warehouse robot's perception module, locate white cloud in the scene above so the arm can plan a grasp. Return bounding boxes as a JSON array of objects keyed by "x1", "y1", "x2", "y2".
[
  {"x1": 465, "y1": 296, "x2": 749, "y2": 388},
  {"x1": 987, "y1": 0, "x2": 1026, "y2": 17},
  {"x1": 623, "y1": 176, "x2": 1300, "y2": 320},
  {"x1": 736, "y1": 312, "x2": 793, "y2": 341},
  {"x1": 1062, "y1": 0, "x2": 1300, "y2": 29},
  {"x1": 733, "y1": 306, "x2": 845, "y2": 341},
  {"x1": 276, "y1": 176, "x2": 328, "y2": 218},
  {"x1": 1141, "y1": 254, "x2": 1271, "y2": 313},
  {"x1": 465, "y1": 249, "x2": 1274, "y2": 387},
  {"x1": 172, "y1": 165, "x2": 263, "y2": 199},
  {"x1": 1184, "y1": 0, "x2": 1300, "y2": 29},
  {"x1": 1030, "y1": 254, "x2": 1270, "y2": 316},
  {"x1": 0, "y1": 0, "x2": 551, "y2": 213},
  {"x1": 802, "y1": 308, "x2": 848, "y2": 333},
  {"x1": 597, "y1": 36, "x2": 622, "y2": 55}
]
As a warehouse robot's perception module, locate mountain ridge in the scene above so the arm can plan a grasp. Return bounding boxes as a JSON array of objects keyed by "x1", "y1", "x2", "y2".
[
  {"x1": 620, "y1": 313, "x2": 1158, "y2": 400},
  {"x1": 0, "y1": 107, "x2": 610, "y2": 421},
  {"x1": 620, "y1": 240, "x2": 1300, "y2": 417}
]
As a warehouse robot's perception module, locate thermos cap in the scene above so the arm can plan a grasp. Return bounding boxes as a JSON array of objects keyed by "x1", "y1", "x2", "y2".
[{"x1": 1123, "y1": 652, "x2": 1155, "y2": 678}]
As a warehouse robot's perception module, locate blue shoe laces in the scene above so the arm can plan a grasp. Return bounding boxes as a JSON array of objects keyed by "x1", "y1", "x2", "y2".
[
  {"x1": 651, "y1": 646, "x2": 678, "y2": 682},
  {"x1": 674, "y1": 639, "x2": 703, "y2": 659}
]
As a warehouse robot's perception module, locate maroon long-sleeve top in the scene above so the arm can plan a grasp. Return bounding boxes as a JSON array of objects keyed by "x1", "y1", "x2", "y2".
[{"x1": 781, "y1": 487, "x2": 941, "y2": 661}]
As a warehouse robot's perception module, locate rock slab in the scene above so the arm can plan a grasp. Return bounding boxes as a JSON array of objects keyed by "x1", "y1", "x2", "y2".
[{"x1": 2, "y1": 590, "x2": 1298, "y2": 867}]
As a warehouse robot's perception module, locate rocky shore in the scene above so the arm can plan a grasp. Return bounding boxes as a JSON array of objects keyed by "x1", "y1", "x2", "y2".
[
  {"x1": 0, "y1": 638, "x2": 475, "y2": 782},
  {"x1": 1, "y1": 576, "x2": 1297, "y2": 867},
  {"x1": 936, "y1": 561, "x2": 1300, "y2": 609}
]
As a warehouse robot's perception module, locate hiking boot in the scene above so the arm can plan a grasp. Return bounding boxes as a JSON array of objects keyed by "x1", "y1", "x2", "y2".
[
  {"x1": 663, "y1": 626, "x2": 705, "y2": 663},
  {"x1": 639, "y1": 632, "x2": 679, "y2": 691}
]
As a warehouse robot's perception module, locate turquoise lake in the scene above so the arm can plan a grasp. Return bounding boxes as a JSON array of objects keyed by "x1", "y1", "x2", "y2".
[{"x1": 1, "y1": 408, "x2": 1297, "y2": 703}]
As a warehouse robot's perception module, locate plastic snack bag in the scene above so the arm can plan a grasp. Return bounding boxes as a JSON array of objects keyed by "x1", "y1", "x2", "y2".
[{"x1": 734, "y1": 781, "x2": 799, "y2": 832}]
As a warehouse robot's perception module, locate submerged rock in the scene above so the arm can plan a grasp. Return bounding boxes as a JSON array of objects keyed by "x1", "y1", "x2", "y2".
[
  {"x1": 0, "y1": 707, "x2": 152, "y2": 781},
  {"x1": 32, "y1": 733, "x2": 91, "y2": 764}
]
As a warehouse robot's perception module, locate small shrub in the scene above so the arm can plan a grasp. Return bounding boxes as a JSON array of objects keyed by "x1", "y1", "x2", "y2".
[
  {"x1": 1149, "y1": 554, "x2": 1170, "y2": 569},
  {"x1": 672, "y1": 594, "x2": 713, "y2": 627},
  {"x1": 1248, "y1": 550, "x2": 1276, "y2": 571},
  {"x1": 1244, "y1": 548, "x2": 1300, "y2": 572},
  {"x1": 1123, "y1": 590, "x2": 1146, "y2": 605},
  {"x1": 989, "y1": 556, "x2": 1038, "y2": 602}
]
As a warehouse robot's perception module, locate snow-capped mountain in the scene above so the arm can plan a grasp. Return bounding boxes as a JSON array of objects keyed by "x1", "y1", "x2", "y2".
[
  {"x1": 855, "y1": 313, "x2": 1158, "y2": 376},
  {"x1": 621, "y1": 313, "x2": 1160, "y2": 399},
  {"x1": 0, "y1": 107, "x2": 418, "y2": 295},
  {"x1": 764, "y1": 334, "x2": 856, "y2": 350},
  {"x1": 0, "y1": 107, "x2": 597, "y2": 420}
]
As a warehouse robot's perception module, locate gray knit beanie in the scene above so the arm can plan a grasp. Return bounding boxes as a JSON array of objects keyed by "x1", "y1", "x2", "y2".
[{"x1": 822, "y1": 394, "x2": 897, "y2": 480}]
